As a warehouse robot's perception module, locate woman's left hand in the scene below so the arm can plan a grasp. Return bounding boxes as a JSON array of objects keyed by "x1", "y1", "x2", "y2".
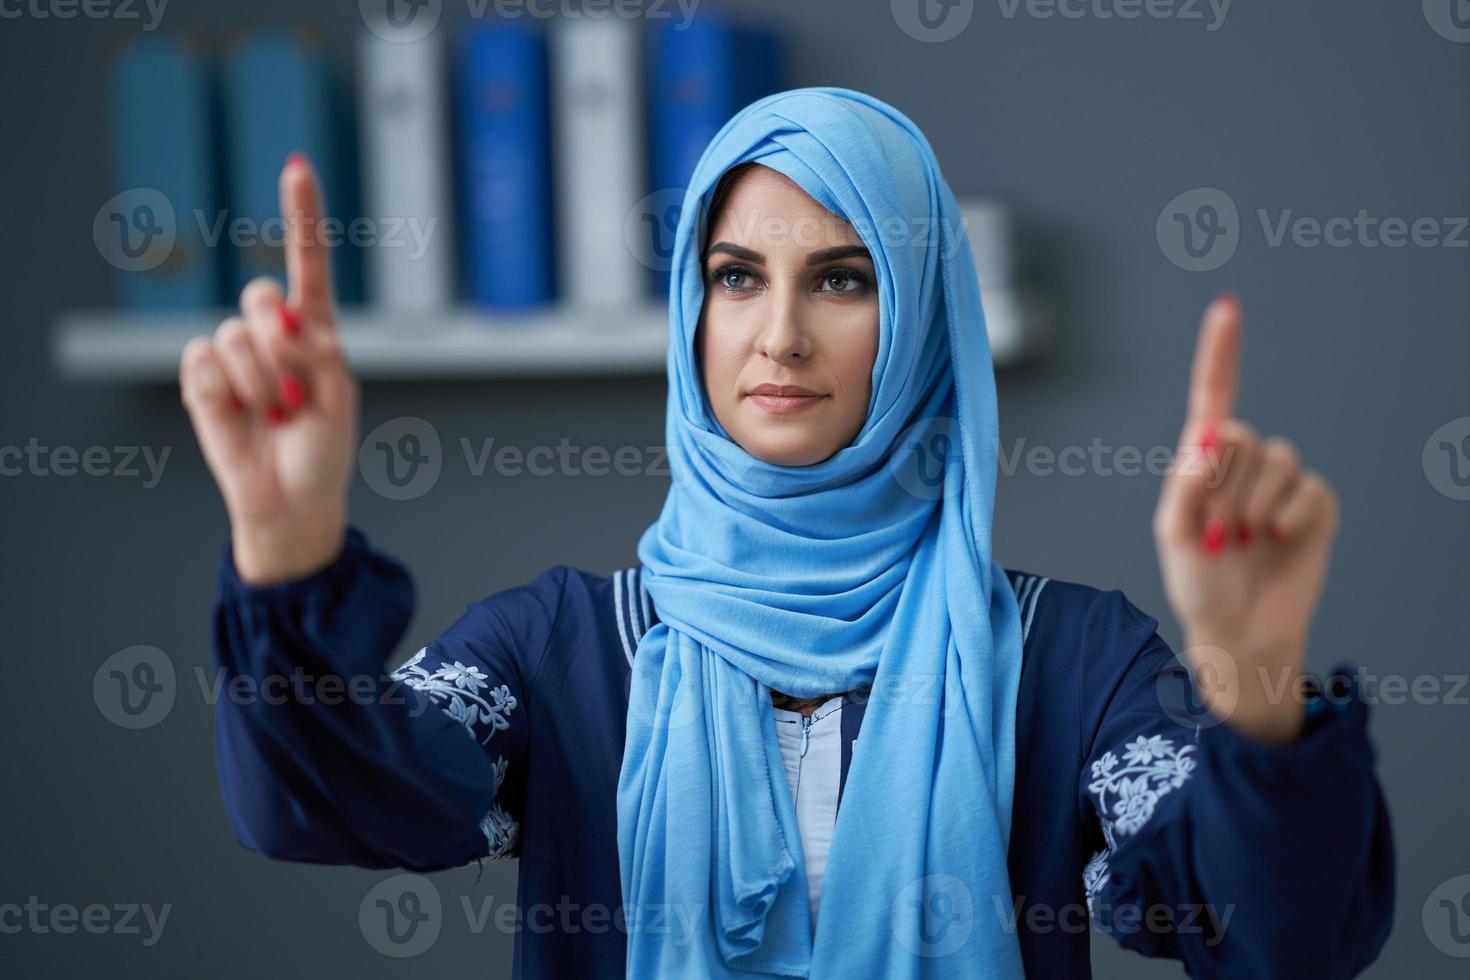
[{"x1": 1152, "y1": 295, "x2": 1340, "y2": 744}]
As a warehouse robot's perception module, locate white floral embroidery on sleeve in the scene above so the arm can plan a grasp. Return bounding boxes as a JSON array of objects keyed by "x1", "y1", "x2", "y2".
[
  {"x1": 1082, "y1": 732, "x2": 1198, "y2": 913},
  {"x1": 479, "y1": 756, "x2": 519, "y2": 860},
  {"x1": 1082, "y1": 850, "x2": 1111, "y2": 915},
  {"x1": 392, "y1": 648, "x2": 522, "y2": 861},
  {"x1": 392, "y1": 648, "x2": 519, "y2": 746}
]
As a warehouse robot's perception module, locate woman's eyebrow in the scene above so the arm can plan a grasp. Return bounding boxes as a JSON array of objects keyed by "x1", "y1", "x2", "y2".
[
  {"x1": 701, "y1": 242, "x2": 872, "y2": 265},
  {"x1": 703, "y1": 242, "x2": 763, "y2": 264},
  {"x1": 804, "y1": 244, "x2": 872, "y2": 266}
]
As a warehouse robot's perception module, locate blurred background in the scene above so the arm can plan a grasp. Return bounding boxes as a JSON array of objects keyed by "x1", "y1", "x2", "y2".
[{"x1": 0, "y1": 0, "x2": 1466, "y2": 977}]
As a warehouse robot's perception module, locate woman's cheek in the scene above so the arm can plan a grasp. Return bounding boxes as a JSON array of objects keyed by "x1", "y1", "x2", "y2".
[
  {"x1": 831, "y1": 309, "x2": 880, "y2": 395},
  {"x1": 703, "y1": 333, "x2": 752, "y2": 419}
]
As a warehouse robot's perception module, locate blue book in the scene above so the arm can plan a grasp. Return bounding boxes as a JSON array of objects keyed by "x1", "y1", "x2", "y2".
[
  {"x1": 453, "y1": 22, "x2": 555, "y2": 311},
  {"x1": 220, "y1": 32, "x2": 362, "y2": 303},
  {"x1": 107, "y1": 35, "x2": 220, "y2": 311},
  {"x1": 645, "y1": 16, "x2": 787, "y2": 296}
]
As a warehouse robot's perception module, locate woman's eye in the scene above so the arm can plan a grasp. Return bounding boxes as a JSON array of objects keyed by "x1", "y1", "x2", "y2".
[
  {"x1": 709, "y1": 264, "x2": 755, "y2": 292},
  {"x1": 819, "y1": 268, "x2": 872, "y2": 294},
  {"x1": 706, "y1": 264, "x2": 871, "y2": 295}
]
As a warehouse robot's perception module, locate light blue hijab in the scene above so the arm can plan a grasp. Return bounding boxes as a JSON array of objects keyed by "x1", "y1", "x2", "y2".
[{"x1": 619, "y1": 87, "x2": 1026, "y2": 978}]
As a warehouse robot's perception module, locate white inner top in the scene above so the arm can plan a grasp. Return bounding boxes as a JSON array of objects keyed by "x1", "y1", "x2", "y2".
[{"x1": 770, "y1": 694, "x2": 847, "y2": 933}]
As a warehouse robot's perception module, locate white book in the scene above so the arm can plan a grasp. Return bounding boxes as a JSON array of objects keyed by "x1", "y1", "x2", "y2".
[
  {"x1": 980, "y1": 285, "x2": 1024, "y2": 367},
  {"x1": 550, "y1": 17, "x2": 646, "y2": 309},
  {"x1": 956, "y1": 197, "x2": 1050, "y2": 366},
  {"x1": 958, "y1": 198, "x2": 1015, "y2": 289},
  {"x1": 358, "y1": 26, "x2": 454, "y2": 312}
]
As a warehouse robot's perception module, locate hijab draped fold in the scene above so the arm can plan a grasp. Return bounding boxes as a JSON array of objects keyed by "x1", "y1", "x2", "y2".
[{"x1": 617, "y1": 87, "x2": 1026, "y2": 978}]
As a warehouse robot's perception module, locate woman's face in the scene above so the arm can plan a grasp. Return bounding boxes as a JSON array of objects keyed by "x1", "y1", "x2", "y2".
[{"x1": 697, "y1": 165, "x2": 880, "y2": 467}]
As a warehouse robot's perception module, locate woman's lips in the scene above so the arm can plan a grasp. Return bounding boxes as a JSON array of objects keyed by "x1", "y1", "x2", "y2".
[{"x1": 747, "y1": 392, "x2": 827, "y2": 414}]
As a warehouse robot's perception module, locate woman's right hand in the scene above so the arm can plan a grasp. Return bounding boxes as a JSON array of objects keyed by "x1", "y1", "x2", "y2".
[{"x1": 179, "y1": 154, "x2": 359, "y2": 584}]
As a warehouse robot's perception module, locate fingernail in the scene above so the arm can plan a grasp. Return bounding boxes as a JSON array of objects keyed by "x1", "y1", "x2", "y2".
[
  {"x1": 1237, "y1": 525, "x2": 1252, "y2": 545},
  {"x1": 266, "y1": 405, "x2": 286, "y2": 425},
  {"x1": 1217, "y1": 292, "x2": 1238, "y2": 310},
  {"x1": 280, "y1": 304, "x2": 301, "y2": 337},
  {"x1": 1202, "y1": 517, "x2": 1227, "y2": 555},
  {"x1": 1199, "y1": 419, "x2": 1218, "y2": 452},
  {"x1": 280, "y1": 375, "x2": 306, "y2": 411},
  {"x1": 285, "y1": 151, "x2": 308, "y2": 170}
]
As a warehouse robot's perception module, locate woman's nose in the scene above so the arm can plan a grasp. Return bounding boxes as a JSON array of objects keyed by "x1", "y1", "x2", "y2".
[{"x1": 755, "y1": 294, "x2": 812, "y2": 363}]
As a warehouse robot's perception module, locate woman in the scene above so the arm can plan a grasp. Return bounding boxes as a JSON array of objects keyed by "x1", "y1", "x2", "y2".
[{"x1": 180, "y1": 88, "x2": 1393, "y2": 977}]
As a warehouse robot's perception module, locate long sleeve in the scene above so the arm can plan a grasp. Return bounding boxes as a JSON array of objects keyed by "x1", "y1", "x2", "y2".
[
  {"x1": 210, "y1": 524, "x2": 562, "y2": 872},
  {"x1": 1078, "y1": 591, "x2": 1395, "y2": 979}
]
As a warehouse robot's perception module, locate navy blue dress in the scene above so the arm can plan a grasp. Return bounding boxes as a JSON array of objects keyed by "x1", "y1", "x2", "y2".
[{"x1": 211, "y1": 525, "x2": 1394, "y2": 978}]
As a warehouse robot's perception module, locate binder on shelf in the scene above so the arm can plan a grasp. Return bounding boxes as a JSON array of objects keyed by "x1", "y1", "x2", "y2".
[
  {"x1": 453, "y1": 21, "x2": 556, "y2": 312},
  {"x1": 645, "y1": 15, "x2": 786, "y2": 296},
  {"x1": 550, "y1": 16, "x2": 646, "y2": 309},
  {"x1": 221, "y1": 32, "x2": 361, "y2": 303},
  {"x1": 358, "y1": 24, "x2": 455, "y2": 312},
  {"x1": 107, "y1": 35, "x2": 220, "y2": 311},
  {"x1": 647, "y1": 16, "x2": 787, "y2": 197}
]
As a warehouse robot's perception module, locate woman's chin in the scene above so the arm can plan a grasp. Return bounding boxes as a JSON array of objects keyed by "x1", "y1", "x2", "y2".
[{"x1": 734, "y1": 426, "x2": 842, "y2": 467}]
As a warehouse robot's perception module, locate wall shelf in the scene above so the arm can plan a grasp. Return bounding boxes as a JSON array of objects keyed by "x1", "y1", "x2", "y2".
[
  {"x1": 50, "y1": 289, "x2": 1048, "y2": 383},
  {"x1": 49, "y1": 303, "x2": 672, "y2": 382}
]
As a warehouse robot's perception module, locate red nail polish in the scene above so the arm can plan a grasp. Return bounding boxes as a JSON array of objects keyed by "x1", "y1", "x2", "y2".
[
  {"x1": 266, "y1": 405, "x2": 286, "y2": 425},
  {"x1": 280, "y1": 375, "x2": 306, "y2": 411},
  {"x1": 1199, "y1": 419, "x2": 1218, "y2": 452},
  {"x1": 285, "y1": 151, "x2": 308, "y2": 170},
  {"x1": 1237, "y1": 525, "x2": 1252, "y2": 544},
  {"x1": 280, "y1": 305, "x2": 301, "y2": 337},
  {"x1": 1202, "y1": 517, "x2": 1227, "y2": 555}
]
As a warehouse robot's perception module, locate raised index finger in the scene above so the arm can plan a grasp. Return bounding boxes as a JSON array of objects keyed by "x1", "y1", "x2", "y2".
[
  {"x1": 1185, "y1": 294, "x2": 1241, "y2": 427},
  {"x1": 278, "y1": 153, "x2": 335, "y2": 319}
]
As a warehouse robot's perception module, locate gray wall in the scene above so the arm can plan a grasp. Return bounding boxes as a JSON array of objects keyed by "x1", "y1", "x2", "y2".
[{"x1": 1, "y1": 1, "x2": 1465, "y2": 977}]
